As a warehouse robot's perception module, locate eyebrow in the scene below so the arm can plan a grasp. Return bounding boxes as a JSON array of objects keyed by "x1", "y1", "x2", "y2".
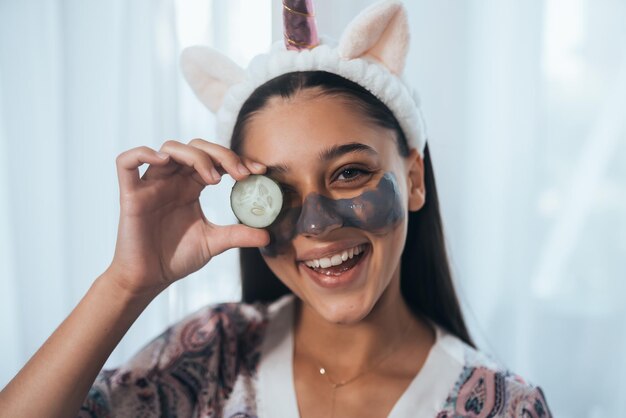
[{"x1": 264, "y1": 142, "x2": 378, "y2": 177}]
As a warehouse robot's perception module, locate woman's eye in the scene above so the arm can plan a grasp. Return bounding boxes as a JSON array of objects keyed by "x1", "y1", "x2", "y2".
[{"x1": 336, "y1": 167, "x2": 370, "y2": 183}]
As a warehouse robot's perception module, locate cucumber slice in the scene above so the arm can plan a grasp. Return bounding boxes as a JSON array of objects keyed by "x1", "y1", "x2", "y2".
[{"x1": 230, "y1": 174, "x2": 283, "y2": 228}]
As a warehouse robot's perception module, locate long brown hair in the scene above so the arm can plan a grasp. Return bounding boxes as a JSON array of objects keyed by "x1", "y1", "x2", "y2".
[{"x1": 230, "y1": 71, "x2": 475, "y2": 348}]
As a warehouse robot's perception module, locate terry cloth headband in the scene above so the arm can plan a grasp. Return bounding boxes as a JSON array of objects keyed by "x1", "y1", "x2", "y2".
[{"x1": 180, "y1": 0, "x2": 428, "y2": 157}]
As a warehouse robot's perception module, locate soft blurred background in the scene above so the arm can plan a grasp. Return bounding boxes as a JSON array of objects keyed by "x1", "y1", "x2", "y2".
[{"x1": 1, "y1": 0, "x2": 624, "y2": 415}]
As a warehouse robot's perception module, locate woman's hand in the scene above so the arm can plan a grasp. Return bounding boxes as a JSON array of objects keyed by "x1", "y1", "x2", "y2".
[
  {"x1": 0, "y1": 138, "x2": 269, "y2": 418},
  {"x1": 106, "y1": 138, "x2": 270, "y2": 298}
]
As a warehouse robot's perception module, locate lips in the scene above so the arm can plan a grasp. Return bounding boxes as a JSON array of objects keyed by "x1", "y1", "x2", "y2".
[
  {"x1": 296, "y1": 240, "x2": 369, "y2": 262},
  {"x1": 299, "y1": 243, "x2": 371, "y2": 289},
  {"x1": 302, "y1": 244, "x2": 365, "y2": 269}
]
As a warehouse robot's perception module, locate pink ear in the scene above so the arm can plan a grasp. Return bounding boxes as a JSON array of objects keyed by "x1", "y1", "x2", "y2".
[
  {"x1": 180, "y1": 46, "x2": 246, "y2": 113},
  {"x1": 337, "y1": 0, "x2": 410, "y2": 75}
]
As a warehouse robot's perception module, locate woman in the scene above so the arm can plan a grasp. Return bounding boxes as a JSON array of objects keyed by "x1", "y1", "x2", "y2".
[{"x1": 0, "y1": 1, "x2": 552, "y2": 417}]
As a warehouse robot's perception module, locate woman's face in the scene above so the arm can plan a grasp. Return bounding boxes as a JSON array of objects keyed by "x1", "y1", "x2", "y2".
[{"x1": 240, "y1": 90, "x2": 424, "y2": 324}]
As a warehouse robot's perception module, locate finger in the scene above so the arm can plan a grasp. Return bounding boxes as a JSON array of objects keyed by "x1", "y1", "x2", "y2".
[
  {"x1": 141, "y1": 156, "x2": 216, "y2": 187},
  {"x1": 116, "y1": 146, "x2": 171, "y2": 191},
  {"x1": 207, "y1": 224, "x2": 271, "y2": 258},
  {"x1": 240, "y1": 156, "x2": 267, "y2": 174},
  {"x1": 146, "y1": 140, "x2": 219, "y2": 185},
  {"x1": 187, "y1": 138, "x2": 256, "y2": 181}
]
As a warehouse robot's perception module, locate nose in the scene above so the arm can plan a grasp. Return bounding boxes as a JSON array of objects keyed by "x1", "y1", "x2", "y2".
[{"x1": 296, "y1": 193, "x2": 343, "y2": 237}]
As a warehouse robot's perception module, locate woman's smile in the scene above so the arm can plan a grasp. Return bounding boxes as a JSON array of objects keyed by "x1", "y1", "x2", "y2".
[
  {"x1": 300, "y1": 242, "x2": 366, "y2": 270},
  {"x1": 299, "y1": 242, "x2": 372, "y2": 289}
]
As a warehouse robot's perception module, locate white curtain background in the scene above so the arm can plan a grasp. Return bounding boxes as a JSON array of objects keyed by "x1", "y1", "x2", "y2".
[
  {"x1": 0, "y1": 0, "x2": 272, "y2": 389},
  {"x1": 1, "y1": 1, "x2": 624, "y2": 416}
]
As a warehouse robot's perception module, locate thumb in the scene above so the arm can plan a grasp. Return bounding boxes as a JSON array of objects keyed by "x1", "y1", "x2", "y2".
[{"x1": 208, "y1": 223, "x2": 271, "y2": 257}]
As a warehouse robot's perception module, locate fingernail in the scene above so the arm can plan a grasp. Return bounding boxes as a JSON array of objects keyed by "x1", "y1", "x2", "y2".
[
  {"x1": 251, "y1": 161, "x2": 265, "y2": 171},
  {"x1": 238, "y1": 163, "x2": 250, "y2": 175},
  {"x1": 211, "y1": 167, "x2": 221, "y2": 180},
  {"x1": 157, "y1": 152, "x2": 169, "y2": 159}
]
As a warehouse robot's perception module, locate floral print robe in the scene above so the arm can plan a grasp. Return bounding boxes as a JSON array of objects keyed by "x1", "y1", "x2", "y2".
[{"x1": 80, "y1": 294, "x2": 552, "y2": 417}]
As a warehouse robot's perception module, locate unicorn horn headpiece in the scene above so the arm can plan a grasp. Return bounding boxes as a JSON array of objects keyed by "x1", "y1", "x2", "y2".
[
  {"x1": 180, "y1": 0, "x2": 427, "y2": 156},
  {"x1": 283, "y1": 0, "x2": 319, "y2": 50}
]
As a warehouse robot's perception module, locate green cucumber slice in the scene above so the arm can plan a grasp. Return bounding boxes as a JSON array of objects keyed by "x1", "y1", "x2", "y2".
[{"x1": 230, "y1": 174, "x2": 283, "y2": 228}]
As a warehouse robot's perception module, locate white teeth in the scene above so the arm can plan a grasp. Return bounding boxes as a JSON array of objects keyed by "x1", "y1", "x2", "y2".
[
  {"x1": 304, "y1": 244, "x2": 365, "y2": 269},
  {"x1": 319, "y1": 258, "x2": 332, "y2": 268},
  {"x1": 330, "y1": 254, "x2": 342, "y2": 266}
]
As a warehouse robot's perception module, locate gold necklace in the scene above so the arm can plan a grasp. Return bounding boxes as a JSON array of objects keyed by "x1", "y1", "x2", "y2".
[{"x1": 312, "y1": 320, "x2": 413, "y2": 418}]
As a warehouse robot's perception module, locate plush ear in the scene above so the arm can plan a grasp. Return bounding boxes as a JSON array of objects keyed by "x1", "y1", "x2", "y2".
[
  {"x1": 180, "y1": 45, "x2": 246, "y2": 113},
  {"x1": 337, "y1": 0, "x2": 410, "y2": 75}
]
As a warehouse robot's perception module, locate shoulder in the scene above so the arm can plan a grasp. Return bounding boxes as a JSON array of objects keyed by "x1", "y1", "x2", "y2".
[
  {"x1": 132, "y1": 298, "x2": 272, "y2": 377},
  {"x1": 119, "y1": 299, "x2": 270, "y2": 373},
  {"x1": 433, "y1": 327, "x2": 553, "y2": 418},
  {"x1": 80, "y1": 299, "x2": 273, "y2": 417}
]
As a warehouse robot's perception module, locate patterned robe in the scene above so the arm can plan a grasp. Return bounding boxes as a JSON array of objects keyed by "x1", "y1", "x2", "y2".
[{"x1": 79, "y1": 293, "x2": 552, "y2": 417}]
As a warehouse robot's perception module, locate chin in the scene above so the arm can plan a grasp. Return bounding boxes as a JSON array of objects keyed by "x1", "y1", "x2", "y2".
[{"x1": 307, "y1": 292, "x2": 376, "y2": 325}]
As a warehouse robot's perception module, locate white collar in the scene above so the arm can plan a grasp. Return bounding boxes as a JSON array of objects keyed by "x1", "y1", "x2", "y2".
[{"x1": 257, "y1": 294, "x2": 465, "y2": 417}]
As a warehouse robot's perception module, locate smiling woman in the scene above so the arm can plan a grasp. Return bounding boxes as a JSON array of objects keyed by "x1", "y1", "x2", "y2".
[
  {"x1": 229, "y1": 70, "x2": 551, "y2": 417},
  {"x1": 0, "y1": 1, "x2": 554, "y2": 417}
]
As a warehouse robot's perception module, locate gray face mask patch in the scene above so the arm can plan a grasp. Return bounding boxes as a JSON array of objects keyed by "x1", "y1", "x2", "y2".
[{"x1": 260, "y1": 171, "x2": 405, "y2": 257}]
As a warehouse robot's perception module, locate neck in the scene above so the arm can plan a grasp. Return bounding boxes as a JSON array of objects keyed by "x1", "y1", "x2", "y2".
[{"x1": 293, "y1": 265, "x2": 434, "y2": 377}]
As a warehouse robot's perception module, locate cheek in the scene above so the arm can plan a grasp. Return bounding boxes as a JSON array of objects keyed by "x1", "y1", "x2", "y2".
[
  {"x1": 371, "y1": 209, "x2": 407, "y2": 272},
  {"x1": 344, "y1": 171, "x2": 405, "y2": 232},
  {"x1": 260, "y1": 252, "x2": 313, "y2": 300},
  {"x1": 259, "y1": 206, "x2": 300, "y2": 258},
  {"x1": 261, "y1": 252, "x2": 297, "y2": 284}
]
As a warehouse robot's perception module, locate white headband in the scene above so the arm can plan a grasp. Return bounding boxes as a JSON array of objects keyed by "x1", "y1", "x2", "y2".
[{"x1": 180, "y1": 0, "x2": 428, "y2": 156}]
